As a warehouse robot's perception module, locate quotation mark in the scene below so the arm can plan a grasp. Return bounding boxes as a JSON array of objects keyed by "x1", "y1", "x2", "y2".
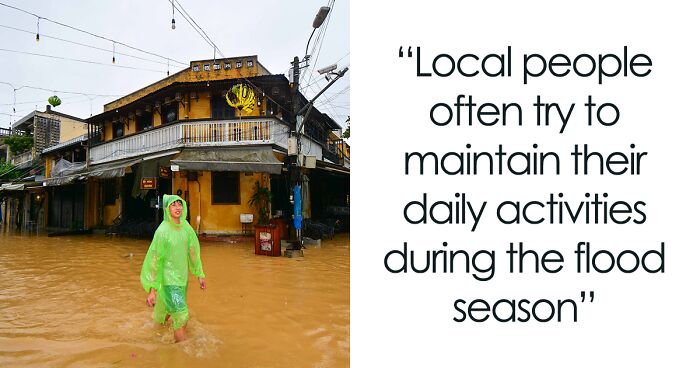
[
  {"x1": 580, "y1": 291, "x2": 595, "y2": 302},
  {"x1": 399, "y1": 46, "x2": 413, "y2": 58}
]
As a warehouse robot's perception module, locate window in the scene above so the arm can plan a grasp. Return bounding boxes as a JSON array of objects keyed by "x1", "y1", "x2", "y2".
[
  {"x1": 211, "y1": 94, "x2": 236, "y2": 120},
  {"x1": 236, "y1": 60, "x2": 242, "y2": 68},
  {"x1": 136, "y1": 112, "x2": 153, "y2": 131},
  {"x1": 246, "y1": 60, "x2": 253, "y2": 67},
  {"x1": 161, "y1": 104, "x2": 178, "y2": 125},
  {"x1": 224, "y1": 61, "x2": 232, "y2": 70},
  {"x1": 112, "y1": 122, "x2": 124, "y2": 138},
  {"x1": 211, "y1": 171, "x2": 240, "y2": 204},
  {"x1": 192, "y1": 64, "x2": 200, "y2": 72},
  {"x1": 203, "y1": 63, "x2": 211, "y2": 71}
]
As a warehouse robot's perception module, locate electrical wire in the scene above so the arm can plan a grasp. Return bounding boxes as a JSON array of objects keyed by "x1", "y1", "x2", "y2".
[
  {"x1": 171, "y1": 0, "x2": 224, "y2": 58},
  {"x1": 0, "y1": 24, "x2": 178, "y2": 67},
  {"x1": 301, "y1": 0, "x2": 335, "y2": 87},
  {"x1": 300, "y1": 52, "x2": 349, "y2": 92},
  {"x1": 0, "y1": 2, "x2": 187, "y2": 66},
  {"x1": 0, "y1": 81, "x2": 122, "y2": 97},
  {"x1": 0, "y1": 48, "x2": 166, "y2": 73}
]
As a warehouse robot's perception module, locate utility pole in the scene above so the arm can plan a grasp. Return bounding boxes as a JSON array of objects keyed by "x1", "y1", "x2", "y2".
[
  {"x1": 292, "y1": 66, "x2": 348, "y2": 244},
  {"x1": 288, "y1": 5, "x2": 342, "y2": 247}
]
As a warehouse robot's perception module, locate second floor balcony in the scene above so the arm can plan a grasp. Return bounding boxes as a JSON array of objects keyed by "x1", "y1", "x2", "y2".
[
  {"x1": 89, "y1": 118, "x2": 290, "y2": 164},
  {"x1": 10, "y1": 150, "x2": 33, "y2": 167},
  {"x1": 88, "y1": 117, "x2": 350, "y2": 170}
]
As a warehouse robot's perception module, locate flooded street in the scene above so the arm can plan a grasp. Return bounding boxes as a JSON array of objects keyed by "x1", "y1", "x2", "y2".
[{"x1": 0, "y1": 230, "x2": 349, "y2": 367}]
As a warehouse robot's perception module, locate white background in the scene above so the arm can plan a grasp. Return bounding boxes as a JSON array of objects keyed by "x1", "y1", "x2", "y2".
[{"x1": 351, "y1": 1, "x2": 700, "y2": 366}]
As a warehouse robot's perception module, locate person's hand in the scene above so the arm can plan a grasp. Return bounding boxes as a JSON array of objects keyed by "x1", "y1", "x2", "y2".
[
  {"x1": 146, "y1": 289, "x2": 156, "y2": 307},
  {"x1": 198, "y1": 277, "x2": 206, "y2": 290}
]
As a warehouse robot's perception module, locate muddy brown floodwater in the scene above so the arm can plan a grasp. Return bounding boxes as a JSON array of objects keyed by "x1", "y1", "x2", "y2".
[{"x1": 0, "y1": 230, "x2": 349, "y2": 367}]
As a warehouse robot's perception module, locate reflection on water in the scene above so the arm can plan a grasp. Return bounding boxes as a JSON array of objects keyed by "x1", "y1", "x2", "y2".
[{"x1": 0, "y1": 230, "x2": 349, "y2": 367}]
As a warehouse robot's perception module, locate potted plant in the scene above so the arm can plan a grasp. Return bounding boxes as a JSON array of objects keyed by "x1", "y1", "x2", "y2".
[
  {"x1": 249, "y1": 181, "x2": 280, "y2": 256},
  {"x1": 248, "y1": 180, "x2": 272, "y2": 225}
]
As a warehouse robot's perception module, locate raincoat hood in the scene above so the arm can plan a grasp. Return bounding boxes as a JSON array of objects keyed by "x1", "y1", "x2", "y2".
[{"x1": 163, "y1": 194, "x2": 188, "y2": 226}]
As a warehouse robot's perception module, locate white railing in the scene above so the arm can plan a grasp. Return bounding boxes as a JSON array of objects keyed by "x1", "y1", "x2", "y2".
[
  {"x1": 10, "y1": 150, "x2": 33, "y2": 166},
  {"x1": 89, "y1": 119, "x2": 290, "y2": 164}
]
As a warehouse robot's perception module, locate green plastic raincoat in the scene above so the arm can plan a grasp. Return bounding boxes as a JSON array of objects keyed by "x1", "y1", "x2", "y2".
[{"x1": 140, "y1": 194, "x2": 204, "y2": 329}]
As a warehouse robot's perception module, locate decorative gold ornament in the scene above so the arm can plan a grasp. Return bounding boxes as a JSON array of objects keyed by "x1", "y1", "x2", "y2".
[{"x1": 225, "y1": 84, "x2": 256, "y2": 113}]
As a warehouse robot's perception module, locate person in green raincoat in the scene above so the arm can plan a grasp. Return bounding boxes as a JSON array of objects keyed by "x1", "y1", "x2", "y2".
[{"x1": 141, "y1": 194, "x2": 206, "y2": 342}]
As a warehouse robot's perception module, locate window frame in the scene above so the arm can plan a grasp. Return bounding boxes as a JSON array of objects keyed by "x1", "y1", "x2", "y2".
[{"x1": 211, "y1": 171, "x2": 241, "y2": 205}]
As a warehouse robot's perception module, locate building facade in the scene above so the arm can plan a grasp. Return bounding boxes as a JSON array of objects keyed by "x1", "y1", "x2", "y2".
[{"x1": 40, "y1": 55, "x2": 349, "y2": 236}]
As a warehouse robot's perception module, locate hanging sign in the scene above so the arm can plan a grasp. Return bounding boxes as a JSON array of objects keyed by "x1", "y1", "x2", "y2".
[
  {"x1": 159, "y1": 166, "x2": 170, "y2": 178},
  {"x1": 140, "y1": 177, "x2": 157, "y2": 189}
]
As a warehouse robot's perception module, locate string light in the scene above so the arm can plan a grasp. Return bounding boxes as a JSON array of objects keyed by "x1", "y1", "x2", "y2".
[
  {"x1": 112, "y1": 42, "x2": 115, "y2": 63},
  {"x1": 0, "y1": 2, "x2": 187, "y2": 66},
  {"x1": 171, "y1": 0, "x2": 176, "y2": 29},
  {"x1": 167, "y1": 59, "x2": 170, "y2": 76},
  {"x1": 35, "y1": 17, "x2": 39, "y2": 42}
]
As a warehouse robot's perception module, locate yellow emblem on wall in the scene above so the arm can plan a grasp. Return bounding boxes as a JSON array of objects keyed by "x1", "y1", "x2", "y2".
[{"x1": 225, "y1": 83, "x2": 256, "y2": 114}]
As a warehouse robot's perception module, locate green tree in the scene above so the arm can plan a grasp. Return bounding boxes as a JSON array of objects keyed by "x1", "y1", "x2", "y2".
[
  {"x1": 4, "y1": 136, "x2": 33, "y2": 155},
  {"x1": 342, "y1": 116, "x2": 350, "y2": 139},
  {"x1": 0, "y1": 160, "x2": 20, "y2": 180}
]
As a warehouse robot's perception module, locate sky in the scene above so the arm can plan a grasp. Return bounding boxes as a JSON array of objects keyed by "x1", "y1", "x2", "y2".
[{"x1": 0, "y1": 0, "x2": 349, "y2": 135}]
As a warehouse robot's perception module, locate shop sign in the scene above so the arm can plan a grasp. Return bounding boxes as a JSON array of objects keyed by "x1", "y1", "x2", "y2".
[{"x1": 140, "y1": 177, "x2": 157, "y2": 189}]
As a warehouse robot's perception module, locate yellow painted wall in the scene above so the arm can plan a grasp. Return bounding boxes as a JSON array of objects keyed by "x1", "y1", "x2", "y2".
[
  {"x1": 171, "y1": 170, "x2": 266, "y2": 234},
  {"x1": 45, "y1": 158, "x2": 53, "y2": 178},
  {"x1": 59, "y1": 119, "x2": 88, "y2": 142},
  {"x1": 83, "y1": 178, "x2": 122, "y2": 229},
  {"x1": 106, "y1": 177, "x2": 122, "y2": 226},
  {"x1": 187, "y1": 93, "x2": 211, "y2": 119},
  {"x1": 104, "y1": 123, "x2": 113, "y2": 141},
  {"x1": 153, "y1": 110, "x2": 162, "y2": 127},
  {"x1": 124, "y1": 117, "x2": 137, "y2": 135},
  {"x1": 103, "y1": 203, "x2": 120, "y2": 226},
  {"x1": 105, "y1": 56, "x2": 266, "y2": 112}
]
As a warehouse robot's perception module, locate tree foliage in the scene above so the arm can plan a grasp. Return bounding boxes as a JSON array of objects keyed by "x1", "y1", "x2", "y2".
[
  {"x1": 342, "y1": 116, "x2": 350, "y2": 139},
  {"x1": 0, "y1": 160, "x2": 20, "y2": 180},
  {"x1": 3, "y1": 136, "x2": 33, "y2": 155}
]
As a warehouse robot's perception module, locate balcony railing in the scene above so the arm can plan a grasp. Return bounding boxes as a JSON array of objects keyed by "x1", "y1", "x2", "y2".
[
  {"x1": 10, "y1": 150, "x2": 33, "y2": 166},
  {"x1": 89, "y1": 118, "x2": 290, "y2": 164}
]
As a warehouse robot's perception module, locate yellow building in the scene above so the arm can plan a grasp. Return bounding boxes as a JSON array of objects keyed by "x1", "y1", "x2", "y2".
[{"x1": 63, "y1": 55, "x2": 350, "y2": 236}]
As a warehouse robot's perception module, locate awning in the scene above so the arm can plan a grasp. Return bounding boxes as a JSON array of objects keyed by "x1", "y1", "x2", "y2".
[
  {"x1": 316, "y1": 161, "x2": 350, "y2": 175},
  {"x1": 171, "y1": 147, "x2": 283, "y2": 174},
  {"x1": 87, "y1": 157, "x2": 144, "y2": 178},
  {"x1": 43, "y1": 150, "x2": 182, "y2": 184},
  {"x1": 0, "y1": 182, "x2": 43, "y2": 192},
  {"x1": 45, "y1": 173, "x2": 87, "y2": 186},
  {"x1": 0, "y1": 183, "x2": 25, "y2": 191}
]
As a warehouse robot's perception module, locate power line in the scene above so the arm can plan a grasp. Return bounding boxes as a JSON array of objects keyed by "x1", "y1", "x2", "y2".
[
  {"x1": 0, "y1": 81, "x2": 122, "y2": 97},
  {"x1": 171, "y1": 0, "x2": 224, "y2": 58},
  {"x1": 0, "y1": 95, "x2": 84, "y2": 106},
  {"x1": 0, "y1": 2, "x2": 187, "y2": 66},
  {"x1": 301, "y1": 0, "x2": 335, "y2": 87},
  {"x1": 0, "y1": 24, "x2": 178, "y2": 67},
  {"x1": 0, "y1": 48, "x2": 166, "y2": 74}
]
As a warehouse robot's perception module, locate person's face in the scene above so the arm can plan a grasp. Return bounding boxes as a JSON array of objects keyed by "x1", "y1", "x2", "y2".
[{"x1": 169, "y1": 200, "x2": 183, "y2": 219}]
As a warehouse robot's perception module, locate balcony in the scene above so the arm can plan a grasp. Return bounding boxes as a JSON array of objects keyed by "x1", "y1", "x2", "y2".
[
  {"x1": 10, "y1": 150, "x2": 33, "y2": 167},
  {"x1": 89, "y1": 118, "x2": 290, "y2": 164},
  {"x1": 323, "y1": 139, "x2": 351, "y2": 168}
]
